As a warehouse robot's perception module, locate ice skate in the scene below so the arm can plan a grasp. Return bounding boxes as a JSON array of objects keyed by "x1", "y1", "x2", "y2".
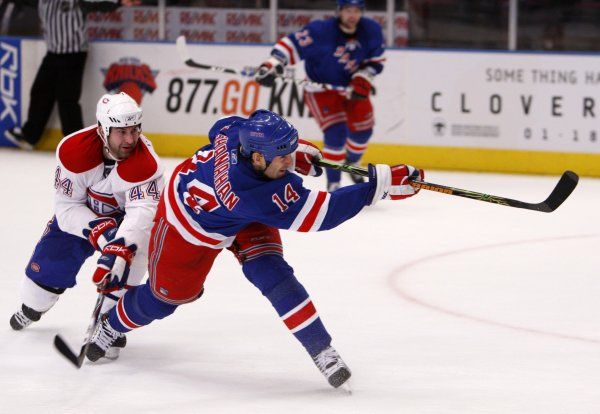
[
  {"x1": 104, "y1": 334, "x2": 127, "y2": 360},
  {"x1": 10, "y1": 304, "x2": 43, "y2": 331},
  {"x1": 327, "y1": 182, "x2": 341, "y2": 192},
  {"x1": 86, "y1": 315, "x2": 126, "y2": 362},
  {"x1": 346, "y1": 159, "x2": 365, "y2": 184},
  {"x1": 312, "y1": 346, "x2": 351, "y2": 388}
]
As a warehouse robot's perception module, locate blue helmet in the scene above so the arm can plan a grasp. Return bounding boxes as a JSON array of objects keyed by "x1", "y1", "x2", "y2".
[
  {"x1": 337, "y1": 0, "x2": 365, "y2": 9},
  {"x1": 239, "y1": 110, "x2": 299, "y2": 162}
]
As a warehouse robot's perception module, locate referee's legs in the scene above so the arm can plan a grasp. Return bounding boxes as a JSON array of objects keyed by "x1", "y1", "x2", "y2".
[
  {"x1": 21, "y1": 54, "x2": 57, "y2": 145},
  {"x1": 56, "y1": 52, "x2": 86, "y2": 136}
]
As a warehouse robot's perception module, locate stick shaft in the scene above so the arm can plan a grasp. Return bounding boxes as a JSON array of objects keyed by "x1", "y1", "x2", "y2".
[
  {"x1": 315, "y1": 159, "x2": 578, "y2": 213},
  {"x1": 53, "y1": 289, "x2": 106, "y2": 368},
  {"x1": 175, "y1": 35, "x2": 347, "y2": 93}
]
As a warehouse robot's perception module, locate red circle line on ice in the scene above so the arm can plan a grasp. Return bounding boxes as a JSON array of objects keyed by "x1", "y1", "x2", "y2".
[{"x1": 388, "y1": 234, "x2": 600, "y2": 345}]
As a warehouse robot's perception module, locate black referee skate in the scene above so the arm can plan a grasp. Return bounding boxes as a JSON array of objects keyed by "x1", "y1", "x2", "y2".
[
  {"x1": 312, "y1": 346, "x2": 352, "y2": 388},
  {"x1": 10, "y1": 304, "x2": 43, "y2": 330},
  {"x1": 5, "y1": 127, "x2": 33, "y2": 150},
  {"x1": 87, "y1": 315, "x2": 126, "y2": 362}
]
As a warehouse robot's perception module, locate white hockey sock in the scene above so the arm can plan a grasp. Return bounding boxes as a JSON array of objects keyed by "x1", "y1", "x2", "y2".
[
  {"x1": 100, "y1": 294, "x2": 118, "y2": 314},
  {"x1": 20, "y1": 277, "x2": 61, "y2": 313}
]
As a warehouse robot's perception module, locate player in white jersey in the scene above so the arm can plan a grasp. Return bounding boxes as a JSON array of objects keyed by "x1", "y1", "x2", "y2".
[{"x1": 9, "y1": 92, "x2": 164, "y2": 358}]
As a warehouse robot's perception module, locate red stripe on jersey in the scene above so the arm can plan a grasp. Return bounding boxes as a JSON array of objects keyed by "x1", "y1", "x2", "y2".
[
  {"x1": 117, "y1": 298, "x2": 139, "y2": 330},
  {"x1": 277, "y1": 40, "x2": 296, "y2": 65},
  {"x1": 284, "y1": 301, "x2": 317, "y2": 330},
  {"x1": 167, "y1": 162, "x2": 222, "y2": 246},
  {"x1": 298, "y1": 191, "x2": 327, "y2": 232}
]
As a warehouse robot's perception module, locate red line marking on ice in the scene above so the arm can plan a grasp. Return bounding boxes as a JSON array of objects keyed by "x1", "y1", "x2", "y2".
[{"x1": 388, "y1": 234, "x2": 600, "y2": 345}]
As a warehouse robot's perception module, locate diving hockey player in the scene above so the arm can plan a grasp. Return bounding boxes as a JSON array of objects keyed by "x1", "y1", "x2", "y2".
[{"x1": 86, "y1": 110, "x2": 422, "y2": 387}]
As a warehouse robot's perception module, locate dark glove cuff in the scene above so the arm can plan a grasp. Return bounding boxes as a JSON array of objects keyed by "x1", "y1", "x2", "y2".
[{"x1": 366, "y1": 164, "x2": 378, "y2": 205}]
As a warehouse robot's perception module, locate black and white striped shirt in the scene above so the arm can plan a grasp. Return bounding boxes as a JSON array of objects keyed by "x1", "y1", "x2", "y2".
[{"x1": 37, "y1": 0, "x2": 120, "y2": 54}]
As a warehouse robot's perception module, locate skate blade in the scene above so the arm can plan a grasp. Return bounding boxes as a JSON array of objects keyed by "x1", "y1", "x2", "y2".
[
  {"x1": 339, "y1": 379, "x2": 353, "y2": 395},
  {"x1": 104, "y1": 347, "x2": 121, "y2": 360}
]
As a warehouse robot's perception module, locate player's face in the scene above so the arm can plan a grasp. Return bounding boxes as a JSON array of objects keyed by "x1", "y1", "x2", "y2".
[
  {"x1": 264, "y1": 153, "x2": 293, "y2": 179},
  {"x1": 107, "y1": 125, "x2": 140, "y2": 159},
  {"x1": 339, "y1": 6, "x2": 362, "y2": 32}
]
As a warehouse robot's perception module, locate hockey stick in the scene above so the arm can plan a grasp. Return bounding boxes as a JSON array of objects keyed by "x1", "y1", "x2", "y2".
[
  {"x1": 316, "y1": 159, "x2": 579, "y2": 213},
  {"x1": 175, "y1": 35, "x2": 348, "y2": 93},
  {"x1": 53, "y1": 289, "x2": 106, "y2": 368}
]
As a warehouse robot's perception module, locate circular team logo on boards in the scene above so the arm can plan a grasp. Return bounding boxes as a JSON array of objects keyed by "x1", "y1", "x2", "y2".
[{"x1": 101, "y1": 57, "x2": 158, "y2": 104}]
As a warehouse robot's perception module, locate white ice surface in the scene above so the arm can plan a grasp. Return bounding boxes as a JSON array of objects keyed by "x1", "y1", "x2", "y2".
[{"x1": 0, "y1": 150, "x2": 598, "y2": 414}]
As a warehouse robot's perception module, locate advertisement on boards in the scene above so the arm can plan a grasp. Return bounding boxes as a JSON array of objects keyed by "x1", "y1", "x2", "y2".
[
  {"x1": 404, "y1": 51, "x2": 600, "y2": 154},
  {"x1": 0, "y1": 37, "x2": 21, "y2": 148},
  {"x1": 13, "y1": 39, "x2": 600, "y2": 169},
  {"x1": 85, "y1": 7, "x2": 408, "y2": 45}
]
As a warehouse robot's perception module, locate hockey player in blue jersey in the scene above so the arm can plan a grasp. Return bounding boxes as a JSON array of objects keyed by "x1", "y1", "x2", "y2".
[
  {"x1": 255, "y1": 0, "x2": 385, "y2": 192},
  {"x1": 86, "y1": 110, "x2": 422, "y2": 388}
]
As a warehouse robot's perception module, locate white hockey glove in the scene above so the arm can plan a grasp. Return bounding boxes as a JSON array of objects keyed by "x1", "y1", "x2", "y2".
[
  {"x1": 255, "y1": 57, "x2": 284, "y2": 87},
  {"x1": 290, "y1": 139, "x2": 323, "y2": 177},
  {"x1": 368, "y1": 164, "x2": 424, "y2": 204}
]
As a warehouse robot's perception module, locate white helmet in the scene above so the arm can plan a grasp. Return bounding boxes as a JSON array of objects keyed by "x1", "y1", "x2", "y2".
[{"x1": 96, "y1": 92, "x2": 143, "y2": 147}]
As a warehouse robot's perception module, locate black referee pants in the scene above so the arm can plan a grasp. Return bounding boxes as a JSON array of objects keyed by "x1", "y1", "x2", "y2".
[{"x1": 22, "y1": 51, "x2": 87, "y2": 145}]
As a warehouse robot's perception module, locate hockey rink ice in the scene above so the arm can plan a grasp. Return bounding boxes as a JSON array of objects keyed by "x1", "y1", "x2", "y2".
[{"x1": 1, "y1": 150, "x2": 598, "y2": 413}]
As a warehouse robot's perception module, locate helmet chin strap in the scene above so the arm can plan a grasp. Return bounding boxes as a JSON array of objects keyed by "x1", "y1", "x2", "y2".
[
  {"x1": 99, "y1": 126, "x2": 122, "y2": 162},
  {"x1": 103, "y1": 145, "x2": 121, "y2": 162}
]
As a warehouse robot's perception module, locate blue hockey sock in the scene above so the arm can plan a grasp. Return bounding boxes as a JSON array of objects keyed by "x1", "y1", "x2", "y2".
[
  {"x1": 323, "y1": 123, "x2": 349, "y2": 185},
  {"x1": 325, "y1": 163, "x2": 342, "y2": 185},
  {"x1": 108, "y1": 281, "x2": 178, "y2": 333},
  {"x1": 346, "y1": 129, "x2": 372, "y2": 164},
  {"x1": 243, "y1": 255, "x2": 332, "y2": 356}
]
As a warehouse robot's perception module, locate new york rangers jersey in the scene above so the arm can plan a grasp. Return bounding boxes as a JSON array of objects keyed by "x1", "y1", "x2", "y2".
[
  {"x1": 54, "y1": 125, "x2": 164, "y2": 252},
  {"x1": 163, "y1": 117, "x2": 377, "y2": 248},
  {"x1": 272, "y1": 17, "x2": 385, "y2": 87}
]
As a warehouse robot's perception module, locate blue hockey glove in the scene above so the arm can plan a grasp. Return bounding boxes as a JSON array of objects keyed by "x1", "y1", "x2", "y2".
[
  {"x1": 83, "y1": 217, "x2": 118, "y2": 251},
  {"x1": 92, "y1": 238, "x2": 137, "y2": 293}
]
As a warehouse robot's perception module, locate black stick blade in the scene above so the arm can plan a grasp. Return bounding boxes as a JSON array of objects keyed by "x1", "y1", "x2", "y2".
[
  {"x1": 537, "y1": 170, "x2": 579, "y2": 212},
  {"x1": 53, "y1": 334, "x2": 84, "y2": 368}
]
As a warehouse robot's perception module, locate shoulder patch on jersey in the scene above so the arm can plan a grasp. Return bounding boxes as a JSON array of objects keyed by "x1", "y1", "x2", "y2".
[
  {"x1": 57, "y1": 126, "x2": 104, "y2": 173},
  {"x1": 116, "y1": 137, "x2": 159, "y2": 183}
]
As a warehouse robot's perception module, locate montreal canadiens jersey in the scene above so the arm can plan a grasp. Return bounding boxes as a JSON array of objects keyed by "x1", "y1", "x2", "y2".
[
  {"x1": 54, "y1": 125, "x2": 164, "y2": 252},
  {"x1": 163, "y1": 116, "x2": 376, "y2": 248},
  {"x1": 272, "y1": 17, "x2": 386, "y2": 87}
]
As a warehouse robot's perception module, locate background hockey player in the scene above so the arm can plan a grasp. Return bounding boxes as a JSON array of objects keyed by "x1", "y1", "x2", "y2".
[
  {"x1": 86, "y1": 109, "x2": 422, "y2": 388},
  {"x1": 255, "y1": 0, "x2": 385, "y2": 192},
  {"x1": 10, "y1": 92, "x2": 164, "y2": 359}
]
